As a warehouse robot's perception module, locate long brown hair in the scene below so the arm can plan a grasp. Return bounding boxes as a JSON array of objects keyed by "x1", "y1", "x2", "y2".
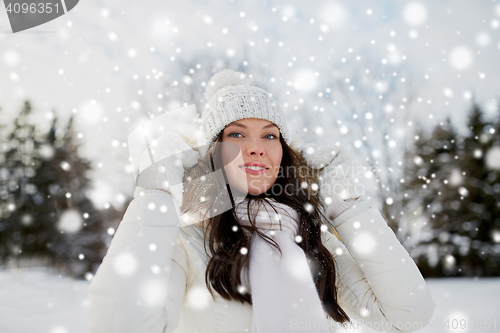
[{"x1": 180, "y1": 130, "x2": 351, "y2": 324}]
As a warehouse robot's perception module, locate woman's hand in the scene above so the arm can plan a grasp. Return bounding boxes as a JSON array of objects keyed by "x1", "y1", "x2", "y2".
[
  {"x1": 317, "y1": 147, "x2": 361, "y2": 202},
  {"x1": 136, "y1": 132, "x2": 199, "y2": 207},
  {"x1": 301, "y1": 143, "x2": 362, "y2": 202}
]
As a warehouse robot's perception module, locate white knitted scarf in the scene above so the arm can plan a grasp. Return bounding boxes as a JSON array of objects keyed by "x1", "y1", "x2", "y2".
[{"x1": 234, "y1": 198, "x2": 331, "y2": 333}]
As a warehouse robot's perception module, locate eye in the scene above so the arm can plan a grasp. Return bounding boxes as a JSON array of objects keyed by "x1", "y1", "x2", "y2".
[
  {"x1": 264, "y1": 134, "x2": 278, "y2": 140},
  {"x1": 228, "y1": 132, "x2": 242, "y2": 138}
]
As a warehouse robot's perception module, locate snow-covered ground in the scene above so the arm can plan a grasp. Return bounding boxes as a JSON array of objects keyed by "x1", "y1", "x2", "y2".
[
  {"x1": 0, "y1": 268, "x2": 90, "y2": 333},
  {"x1": 0, "y1": 267, "x2": 499, "y2": 333}
]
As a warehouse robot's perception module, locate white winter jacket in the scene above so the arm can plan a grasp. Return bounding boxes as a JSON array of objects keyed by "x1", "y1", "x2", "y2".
[{"x1": 88, "y1": 189, "x2": 435, "y2": 333}]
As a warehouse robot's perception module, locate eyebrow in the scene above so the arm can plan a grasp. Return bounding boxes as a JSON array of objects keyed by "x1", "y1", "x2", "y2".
[{"x1": 227, "y1": 122, "x2": 278, "y2": 129}]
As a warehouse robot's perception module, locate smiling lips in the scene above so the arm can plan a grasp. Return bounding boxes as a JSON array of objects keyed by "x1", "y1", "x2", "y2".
[{"x1": 239, "y1": 162, "x2": 269, "y2": 175}]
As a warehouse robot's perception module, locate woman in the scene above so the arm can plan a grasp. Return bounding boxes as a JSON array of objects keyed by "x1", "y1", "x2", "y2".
[{"x1": 88, "y1": 69, "x2": 435, "y2": 333}]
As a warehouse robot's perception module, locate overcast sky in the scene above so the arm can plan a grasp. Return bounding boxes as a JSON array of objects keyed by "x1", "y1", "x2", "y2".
[{"x1": 1, "y1": 0, "x2": 499, "y2": 209}]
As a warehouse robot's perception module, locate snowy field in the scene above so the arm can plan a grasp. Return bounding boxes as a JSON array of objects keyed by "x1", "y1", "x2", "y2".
[{"x1": 0, "y1": 267, "x2": 499, "y2": 333}]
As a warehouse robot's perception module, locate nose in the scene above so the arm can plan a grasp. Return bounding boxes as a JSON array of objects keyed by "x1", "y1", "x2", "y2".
[{"x1": 245, "y1": 139, "x2": 265, "y2": 156}]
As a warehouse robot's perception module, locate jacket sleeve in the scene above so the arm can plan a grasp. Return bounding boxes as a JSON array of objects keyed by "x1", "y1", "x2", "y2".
[
  {"x1": 88, "y1": 189, "x2": 188, "y2": 333},
  {"x1": 321, "y1": 201, "x2": 435, "y2": 333}
]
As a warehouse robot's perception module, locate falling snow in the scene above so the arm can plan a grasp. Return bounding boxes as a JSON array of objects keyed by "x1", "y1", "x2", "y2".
[{"x1": 1, "y1": 1, "x2": 500, "y2": 331}]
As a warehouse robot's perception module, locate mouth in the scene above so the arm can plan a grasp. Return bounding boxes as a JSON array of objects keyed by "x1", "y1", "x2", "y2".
[
  {"x1": 239, "y1": 165, "x2": 269, "y2": 170},
  {"x1": 238, "y1": 165, "x2": 269, "y2": 175}
]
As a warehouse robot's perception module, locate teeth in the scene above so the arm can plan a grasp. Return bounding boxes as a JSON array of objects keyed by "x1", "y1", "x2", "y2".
[{"x1": 241, "y1": 166, "x2": 266, "y2": 170}]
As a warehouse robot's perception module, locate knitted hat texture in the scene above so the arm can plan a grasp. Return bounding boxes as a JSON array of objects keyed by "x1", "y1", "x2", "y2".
[{"x1": 197, "y1": 69, "x2": 290, "y2": 157}]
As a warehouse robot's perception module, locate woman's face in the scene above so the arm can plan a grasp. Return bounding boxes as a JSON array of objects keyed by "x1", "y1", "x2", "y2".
[{"x1": 221, "y1": 118, "x2": 283, "y2": 196}]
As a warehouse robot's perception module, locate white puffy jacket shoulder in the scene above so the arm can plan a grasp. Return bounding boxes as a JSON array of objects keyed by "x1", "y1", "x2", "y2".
[
  {"x1": 322, "y1": 200, "x2": 435, "y2": 332},
  {"x1": 88, "y1": 189, "x2": 188, "y2": 333}
]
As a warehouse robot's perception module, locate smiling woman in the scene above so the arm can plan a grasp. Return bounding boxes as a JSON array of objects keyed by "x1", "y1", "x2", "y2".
[{"x1": 88, "y1": 69, "x2": 435, "y2": 333}]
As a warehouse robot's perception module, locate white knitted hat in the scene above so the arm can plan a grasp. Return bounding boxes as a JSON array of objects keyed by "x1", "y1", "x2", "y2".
[{"x1": 197, "y1": 69, "x2": 290, "y2": 158}]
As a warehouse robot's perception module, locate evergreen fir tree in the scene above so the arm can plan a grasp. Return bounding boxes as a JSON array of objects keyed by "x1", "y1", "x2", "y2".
[
  {"x1": 50, "y1": 114, "x2": 107, "y2": 277},
  {"x1": 403, "y1": 103, "x2": 500, "y2": 277},
  {"x1": 0, "y1": 104, "x2": 11, "y2": 260},
  {"x1": 456, "y1": 103, "x2": 500, "y2": 276},
  {"x1": 1, "y1": 101, "x2": 107, "y2": 278},
  {"x1": 0, "y1": 100, "x2": 43, "y2": 263},
  {"x1": 17, "y1": 114, "x2": 59, "y2": 262},
  {"x1": 33, "y1": 113, "x2": 107, "y2": 277}
]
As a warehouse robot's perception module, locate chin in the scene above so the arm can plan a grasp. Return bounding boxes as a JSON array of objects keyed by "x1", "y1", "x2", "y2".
[
  {"x1": 247, "y1": 187, "x2": 270, "y2": 196},
  {"x1": 228, "y1": 177, "x2": 273, "y2": 197},
  {"x1": 247, "y1": 191, "x2": 263, "y2": 196}
]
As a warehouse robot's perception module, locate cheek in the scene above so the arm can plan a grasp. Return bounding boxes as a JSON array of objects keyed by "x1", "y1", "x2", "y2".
[
  {"x1": 221, "y1": 143, "x2": 243, "y2": 166},
  {"x1": 220, "y1": 150, "x2": 230, "y2": 166},
  {"x1": 273, "y1": 147, "x2": 283, "y2": 168}
]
